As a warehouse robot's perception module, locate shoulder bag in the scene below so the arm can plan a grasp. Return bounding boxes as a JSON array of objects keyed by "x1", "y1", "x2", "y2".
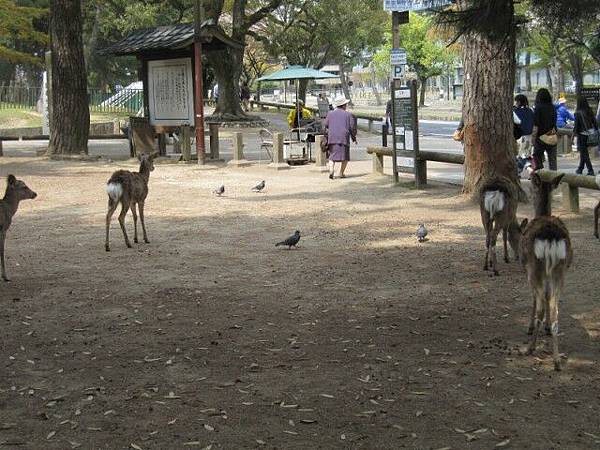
[
  {"x1": 580, "y1": 112, "x2": 599, "y2": 147},
  {"x1": 539, "y1": 128, "x2": 558, "y2": 146}
]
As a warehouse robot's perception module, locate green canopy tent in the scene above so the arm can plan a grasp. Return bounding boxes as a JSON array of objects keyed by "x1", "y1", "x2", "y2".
[{"x1": 258, "y1": 65, "x2": 338, "y2": 129}]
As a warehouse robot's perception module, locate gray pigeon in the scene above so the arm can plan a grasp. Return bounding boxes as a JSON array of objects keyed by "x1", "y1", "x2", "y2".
[
  {"x1": 252, "y1": 180, "x2": 266, "y2": 192},
  {"x1": 417, "y1": 224, "x2": 428, "y2": 242},
  {"x1": 213, "y1": 185, "x2": 225, "y2": 196},
  {"x1": 276, "y1": 230, "x2": 301, "y2": 249}
]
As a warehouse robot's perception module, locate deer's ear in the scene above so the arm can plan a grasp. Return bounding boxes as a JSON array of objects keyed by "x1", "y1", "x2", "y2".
[
  {"x1": 552, "y1": 173, "x2": 565, "y2": 189},
  {"x1": 530, "y1": 171, "x2": 542, "y2": 187},
  {"x1": 520, "y1": 218, "x2": 528, "y2": 230},
  {"x1": 7, "y1": 174, "x2": 16, "y2": 185}
]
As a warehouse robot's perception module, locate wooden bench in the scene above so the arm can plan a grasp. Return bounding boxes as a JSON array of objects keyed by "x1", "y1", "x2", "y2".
[{"x1": 366, "y1": 146, "x2": 465, "y2": 176}]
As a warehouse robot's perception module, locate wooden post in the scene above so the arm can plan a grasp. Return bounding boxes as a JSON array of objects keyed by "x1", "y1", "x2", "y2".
[
  {"x1": 0, "y1": 139, "x2": 3, "y2": 157},
  {"x1": 182, "y1": 125, "x2": 191, "y2": 162},
  {"x1": 269, "y1": 132, "x2": 289, "y2": 170},
  {"x1": 157, "y1": 133, "x2": 167, "y2": 156},
  {"x1": 208, "y1": 123, "x2": 220, "y2": 160},
  {"x1": 311, "y1": 135, "x2": 328, "y2": 172},
  {"x1": 194, "y1": 0, "x2": 206, "y2": 165},
  {"x1": 561, "y1": 182, "x2": 580, "y2": 213},
  {"x1": 227, "y1": 132, "x2": 251, "y2": 167}
]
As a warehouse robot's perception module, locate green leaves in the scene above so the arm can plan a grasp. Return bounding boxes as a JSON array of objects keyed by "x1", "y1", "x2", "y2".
[{"x1": 0, "y1": 0, "x2": 48, "y2": 66}]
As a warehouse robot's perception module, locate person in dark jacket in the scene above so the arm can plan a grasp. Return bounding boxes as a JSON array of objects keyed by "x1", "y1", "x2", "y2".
[
  {"x1": 574, "y1": 95, "x2": 597, "y2": 175},
  {"x1": 514, "y1": 94, "x2": 534, "y2": 157},
  {"x1": 532, "y1": 88, "x2": 558, "y2": 170}
]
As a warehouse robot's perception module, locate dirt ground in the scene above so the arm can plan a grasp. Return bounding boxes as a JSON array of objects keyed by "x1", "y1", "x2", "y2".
[{"x1": 1, "y1": 156, "x2": 600, "y2": 450}]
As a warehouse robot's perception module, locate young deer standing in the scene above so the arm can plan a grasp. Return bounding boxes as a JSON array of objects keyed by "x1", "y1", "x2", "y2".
[
  {"x1": 1, "y1": 175, "x2": 37, "y2": 281},
  {"x1": 105, "y1": 152, "x2": 157, "y2": 252},
  {"x1": 479, "y1": 177, "x2": 521, "y2": 275},
  {"x1": 520, "y1": 172, "x2": 572, "y2": 371}
]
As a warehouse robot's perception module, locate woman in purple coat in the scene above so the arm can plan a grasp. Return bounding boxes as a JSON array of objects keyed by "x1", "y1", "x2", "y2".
[{"x1": 324, "y1": 97, "x2": 357, "y2": 179}]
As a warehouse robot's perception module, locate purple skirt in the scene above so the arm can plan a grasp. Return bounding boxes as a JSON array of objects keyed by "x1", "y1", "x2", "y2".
[{"x1": 328, "y1": 143, "x2": 350, "y2": 162}]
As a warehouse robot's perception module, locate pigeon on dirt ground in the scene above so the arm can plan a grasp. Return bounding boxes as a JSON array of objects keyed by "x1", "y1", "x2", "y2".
[
  {"x1": 417, "y1": 224, "x2": 428, "y2": 242},
  {"x1": 275, "y1": 230, "x2": 301, "y2": 249},
  {"x1": 213, "y1": 185, "x2": 225, "y2": 196},
  {"x1": 252, "y1": 180, "x2": 266, "y2": 192}
]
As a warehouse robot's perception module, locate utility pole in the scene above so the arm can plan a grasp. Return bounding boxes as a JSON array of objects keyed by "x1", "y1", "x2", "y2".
[{"x1": 194, "y1": 0, "x2": 206, "y2": 164}]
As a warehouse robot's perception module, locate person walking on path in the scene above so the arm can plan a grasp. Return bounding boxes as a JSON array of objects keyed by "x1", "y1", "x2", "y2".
[
  {"x1": 574, "y1": 95, "x2": 598, "y2": 175},
  {"x1": 324, "y1": 97, "x2": 357, "y2": 179},
  {"x1": 514, "y1": 94, "x2": 534, "y2": 157},
  {"x1": 532, "y1": 88, "x2": 558, "y2": 170}
]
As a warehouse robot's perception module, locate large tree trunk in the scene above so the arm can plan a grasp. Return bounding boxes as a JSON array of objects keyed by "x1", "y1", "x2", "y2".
[
  {"x1": 47, "y1": 0, "x2": 89, "y2": 155},
  {"x1": 460, "y1": 2, "x2": 519, "y2": 196},
  {"x1": 545, "y1": 66, "x2": 553, "y2": 93},
  {"x1": 525, "y1": 51, "x2": 532, "y2": 92},
  {"x1": 419, "y1": 77, "x2": 427, "y2": 106},
  {"x1": 338, "y1": 63, "x2": 353, "y2": 107},
  {"x1": 208, "y1": 46, "x2": 247, "y2": 120},
  {"x1": 567, "y1": 50, "x2": 584, "y2": 95},
  {"x1": 368, "y1": 64, "x2": 383, "y2": 106}
]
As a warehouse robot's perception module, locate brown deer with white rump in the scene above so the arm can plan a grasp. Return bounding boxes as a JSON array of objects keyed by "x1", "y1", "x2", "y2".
[
  {"x1": 105, "y1": 152, "x2": 157, "y2": 252},
  {"x1": 479, "y1": 177, "x2": 521, "y2": 275},
  {"x1": 520, "y1": 172, "x2": 572, "y2": 371},
  {"x1": 1, "y1": 175, "x2": 37, "y2": 281}
]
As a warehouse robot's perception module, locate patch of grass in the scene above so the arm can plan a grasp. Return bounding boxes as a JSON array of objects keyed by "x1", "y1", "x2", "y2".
[{"x1": 0, "y1": 108, "x2": 41, "y2": 128}]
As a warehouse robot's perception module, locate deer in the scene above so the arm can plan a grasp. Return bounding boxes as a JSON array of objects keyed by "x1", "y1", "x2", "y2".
[
  {"x1": 479, "y1": 177, "x2": 521, "y2": 275},
  {"x1": 519, "y1": 172, "x2": 572, "y2": 371},
  {"x1": 105, "y1": 152, "x2": 157, "y2": 252},
  {"x1": 1, "y1": 175, "x2": 37, "y2": 281}
]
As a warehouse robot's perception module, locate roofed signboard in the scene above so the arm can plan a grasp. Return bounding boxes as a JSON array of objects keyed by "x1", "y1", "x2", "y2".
[{"x1": 383, "y1": 0, "x2": 453, "y2": 11}]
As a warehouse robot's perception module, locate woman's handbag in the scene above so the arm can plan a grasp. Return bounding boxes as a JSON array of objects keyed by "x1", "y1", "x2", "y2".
[{"x1": 539, "y1": 128, "x2": 558, "y2": 146}]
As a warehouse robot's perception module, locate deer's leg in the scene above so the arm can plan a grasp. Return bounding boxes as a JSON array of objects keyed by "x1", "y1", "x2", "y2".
[
  {"x1": 490, "y1": 221, "x2": 503, "y2": 276},
  {"x1": 594, "y1": 201, "x2": 599, "y2": 239},
  {"x1": 527, "y1": 284, "x2": 545, "y2": 355},
  {"x1": 118, "y1": 200, "x2": 132, "y2": 248},
  {"x1": 527, "y1": 290, "x2": 537, "y2": 335},
  {"x1": 105, "y1": 199, "x2": 118, "y2": 252},
  {"x1": 138, "y1": 200, "x2": 149, "y2": 244},
  {"x1": 548, "y1": 275, "x2": 563, "y2": 371},
  {"x1": 0, "y1": 230, "x2": 9, "y2": 282},
  {"x1": 502, "y1": 227, "x2": 509, "y2": 263},
  {"x1": 131, "y1": 202, "x2": 139, "y2": 244},
  {"x1": 483, "y1": 218, "x2": 491, "y2": 271}
]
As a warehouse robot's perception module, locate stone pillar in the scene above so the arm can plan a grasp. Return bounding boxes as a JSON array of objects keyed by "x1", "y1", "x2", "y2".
[
  {"x1": 182, "y1": 125, "x2": 191, "y2": 162},
  {"x1": 227, "y1": 132, "x2": 251, "y2": 167},
  {"x1": 113, "y1": 118, "x2": 121, "y2": 135},
  {"x1": 311, "y1": 135, "x2": 329, "y2": 172},
  {"x1": 561, "y1": 182, "x2": 579, "y2": 213},
  {"x1": 372, "y1": 153, "x2": 384, "y2": 174},
  {"x1": 269, "y1": 132, "x2": 289, "y2": 170}
]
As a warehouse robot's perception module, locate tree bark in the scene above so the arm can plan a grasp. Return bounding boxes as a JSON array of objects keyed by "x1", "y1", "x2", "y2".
[
  {"x1": 567, "y1": 50, "x2": 584, "y2": 95},
  {"x1": 47, "y1": 0, "x2": 89, "y2": 155},
  {"x1": 545, "y1": 66, "x2": 553, "y2": 93},
  {"x1": 208, "y1": 46, "x2": 247, "y2": 120},
  {"x1": 525, "y1": 51, "x2": 532, "y2": 92},
  {"x1": 460, "y1": 1, "x2": 519, "y2": 196},
  {"x1": 338, "y1": 63, "x2": 353, "y2": 107},
  {"x1": 419, "y1": 77, "x2": 427, "y2": 106}
]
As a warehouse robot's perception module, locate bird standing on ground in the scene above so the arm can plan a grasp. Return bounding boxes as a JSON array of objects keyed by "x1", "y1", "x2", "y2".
[
  {"x1": 275, "y1": 230, "x2": 301, "y2": 249},
  {"x1": 252, "y1": 180, "x2": 266, "y2": 192},
  {"x1": 213, "y1": 185, "x2": 225, "y2": 196},
  {"x1": 417, "y1": 224, "x2": 428, "y2": 242}
]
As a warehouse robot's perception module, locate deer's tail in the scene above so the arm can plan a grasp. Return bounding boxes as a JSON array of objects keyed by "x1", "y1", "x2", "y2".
[
  {"x1": 483, "y1": 190, "x2": 505, "y2": 218},
  {"x1": 534, "y1": 238, "x2": 567, "y2": 276},
  {"x1": 106, "y1": 182, "x2": 123, "y2": 203}
]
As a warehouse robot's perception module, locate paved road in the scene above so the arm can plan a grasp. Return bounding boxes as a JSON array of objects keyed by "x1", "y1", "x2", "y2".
[{"x1": 1, "y1": 116, "x2": 583, "y2": 185}]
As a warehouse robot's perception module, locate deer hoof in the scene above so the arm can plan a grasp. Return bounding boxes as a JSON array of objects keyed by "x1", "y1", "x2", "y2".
[
  {"x1": 545, "y1": 325, "x2": 552, "y2": 336},
  {"x1": 126, "y1": 243, "x2": 132, "y2": 248},
  {"x1": 105, "y1": 246, "x2": 110, "y2": 252},
  {"x1": 527, "y1": 326, "x2": 534, "y2": 335},
  {"x1": 554, "y1": 360, "x2": 562, "y2": 371},
  {"x1": 504, "y1": 257, "x2": 509, "y2": 263},
  {"x1": 144, "y1": 239, "x2": 150, "y2": 244},
  {"x1": 134, "y1": 238, "x2": 139, "y2": 244},
  {"x1": 2, "y1": 276, "x2": 10, "y2": 282}
]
